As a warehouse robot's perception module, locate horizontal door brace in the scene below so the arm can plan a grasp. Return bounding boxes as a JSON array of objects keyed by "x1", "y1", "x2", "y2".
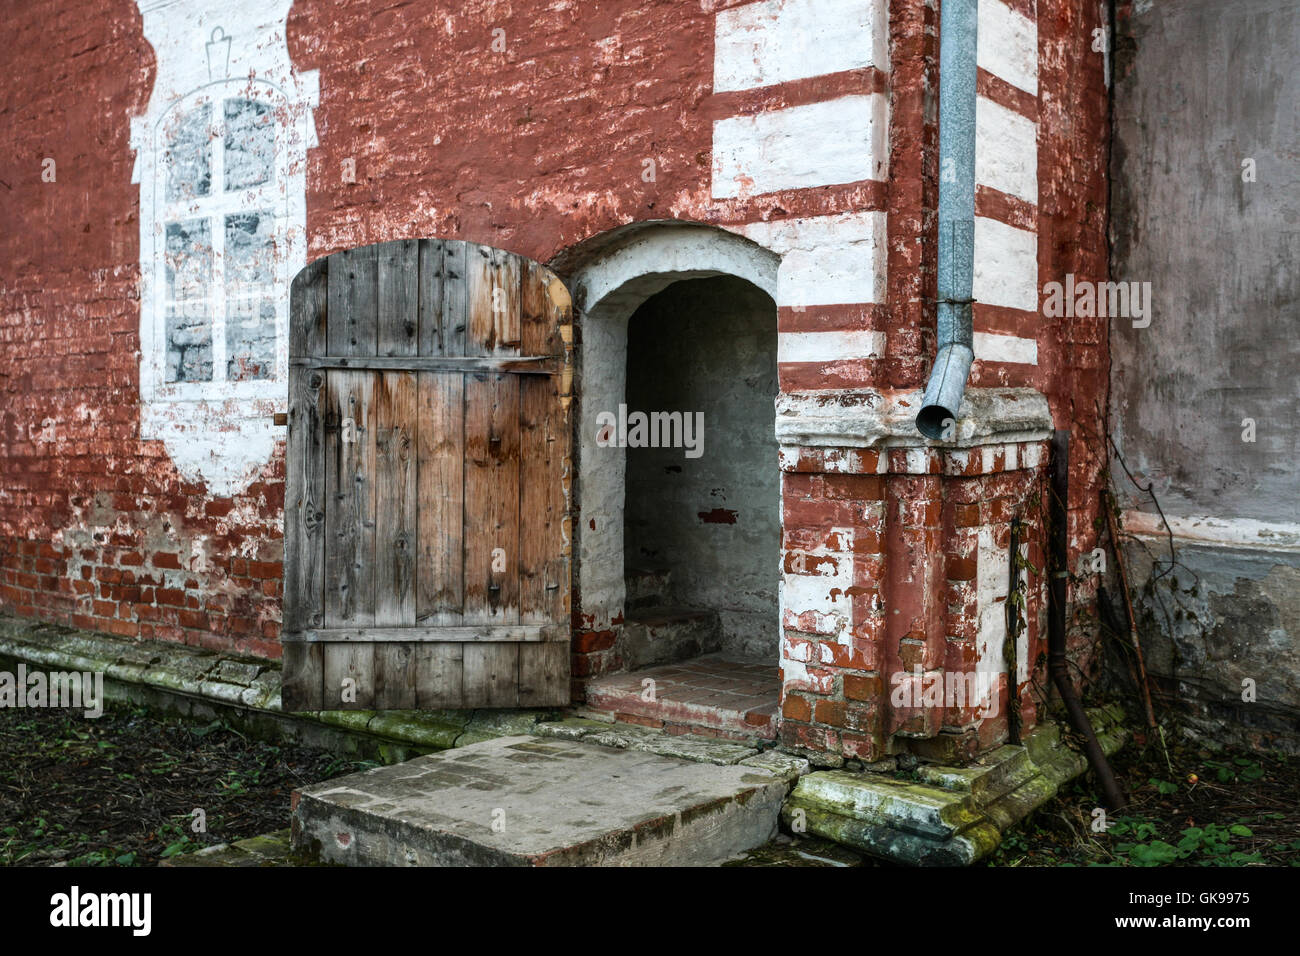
[{"x1": 291, "y1": 355, "x2": 557, "y2": 374}]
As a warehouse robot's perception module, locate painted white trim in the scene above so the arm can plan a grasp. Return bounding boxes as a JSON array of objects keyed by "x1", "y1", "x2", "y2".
[
  {"x1": 1121, "y1": 511, "x2": 1300, "y2": 553},
  {"x1": 713, "y1": 0, "x2": 889, "y2": 92},
  {"x1": 739, "y1": 211, "x2": 888, "y2": 307},
  {"x1": 977, "y1": 0, "x2": 1038, "y2": 96},
  {"x1": 975, "y1": 95, "x2": 1038, "y2": 204},
  {"x1": 712, "y1": 94, "x2": 888, "y2": 198},
  {"x1": 973, "y1": 331, "x2": 1038, "y2": 365},
  {"x1": 778, "y1": 330, "x2": 885, "y2": 364},
  {"x1": 973, "y1": 216, "x2": 1038, "y2": 312},
  {"x1": 130, "y1": 0, "x2": 317, "y2": 496}
]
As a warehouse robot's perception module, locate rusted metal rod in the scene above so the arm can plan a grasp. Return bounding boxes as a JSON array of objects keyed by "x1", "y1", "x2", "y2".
[
  {"x1": 1048, "y1": 431, "x2": 1127, "y2": 810},
  {"x1": 1103, "y1": 488, "x2": 1157, "y2": 729}
]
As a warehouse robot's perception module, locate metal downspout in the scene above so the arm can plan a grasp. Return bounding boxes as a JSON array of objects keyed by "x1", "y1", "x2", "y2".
[{"x1": 917, "y1": 0, "x2": 978, "y2": 439}]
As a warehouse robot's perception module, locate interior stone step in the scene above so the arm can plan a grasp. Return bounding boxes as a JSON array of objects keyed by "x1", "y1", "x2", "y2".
[
  {"x1": 291, "y1": 735, "x2": 789, "y2": 867},
  {"x1": 625, "y1": 566, "x2": 673, "y2": 609},
  {"x1": 584, "y1": 653, "x2": 781, "y2": 740},
  {"x1": 618, "y1": 606, "x2": 722, "y2": 670}
]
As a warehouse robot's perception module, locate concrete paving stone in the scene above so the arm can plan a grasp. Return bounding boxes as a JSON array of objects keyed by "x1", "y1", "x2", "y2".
[{"x1": 293, "y1": 736, "x2": 789, "y2": 866}]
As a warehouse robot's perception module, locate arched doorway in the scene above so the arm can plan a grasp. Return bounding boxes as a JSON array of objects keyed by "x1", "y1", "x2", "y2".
[{"x1": 555, "y1": 222, "x2": 783, "y2": 738}]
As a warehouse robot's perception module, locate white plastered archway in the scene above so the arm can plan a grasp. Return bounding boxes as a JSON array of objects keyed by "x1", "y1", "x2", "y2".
[{"x1": 555, "y1": 222, "x2": 780, "y2": 639}]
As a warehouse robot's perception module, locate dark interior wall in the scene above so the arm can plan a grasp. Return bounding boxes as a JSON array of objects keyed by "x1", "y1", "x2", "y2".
[
  {"x1": 1110, "y1": 0, "x2": 1300, "y2": 750},
  {"x1": 623, "y1": 277, "x2": 779, "y2": 659}
]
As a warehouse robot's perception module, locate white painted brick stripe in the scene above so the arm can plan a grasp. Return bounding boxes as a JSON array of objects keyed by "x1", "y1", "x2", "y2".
[
  {"x1": 779, "y1": 330, "x2": 885, "y2": 363},
  {"x1": 739, "y1": 211, "x2": 888, "y2": 307},
  {"x1": 973, "y1": 216, "x2": 1038, "y2": 312},
  {"x1": 973, "y1": 331, "x2": 1038, "y2": 365},
  {"x1": 978, "y1": 0, "x2": 1038, "y2": 96},
  {"x1": 712, "y1": 94, "x2": 888, "y2": 198},
  {"x1": 714, "y1": 0, "x2": 890, "y2": 92},
  {"x1": 976, "y1": 95, "x2": 1038, "y2": 204}
]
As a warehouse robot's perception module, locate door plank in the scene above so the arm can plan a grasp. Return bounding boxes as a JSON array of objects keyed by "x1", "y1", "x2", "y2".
[
  {"x1": 373, "y1": 371, "x2": 417, "y2": 626},
  {"x1": 285, "y1": 257, "x2": 329, "y2": 636},
  {"x1": 414, "y1": 643, "x2": 464, "y2": 708},
  {"x1": 466, "y1": 244, "x2": 521, "y2": 355},
  {"x1": 463, "y1": 372, "x2": 520, "y2": 626},
  {"x1": 416, "y1": 372, "x2": 464, "y2": 625},
  {"x1": 323, "y1": 642, "x2": 375, "y2": 710},
  {"x1": 441, "y1": 240, "x2": 468, "y2": 358},
  {"x1": 378, "y1": 239, "x2": 419, "y2": 356},
  {"x1": 372, "y1": 371, "x2": 418, "y2": 703},
  {"x1": 519, "y1": 261, "x2": 572, "y2": 627},
  {"x1": 463, "y1": 643, "x2": 520, "y2": 707},
  {"x1": 281, "y1": 641, "x2": 323, "y2": 712},
  {"x1": 324, "y1": 371, "x2": 376, "y2": 627},
  {"x1": 327, "y1": 245, "x2": 378, "y2": 356},
  {"x1": 373, "y1": 640, "x2": 417, "y2": 709},
  {"x1": 518, "y1": 642, "x2": 569, "y2": 706},
  {"x1": 417, "y1": 239, "x2": 445, "y2": 356}
]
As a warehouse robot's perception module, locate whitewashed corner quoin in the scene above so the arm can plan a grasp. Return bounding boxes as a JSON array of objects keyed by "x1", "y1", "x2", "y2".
[{"x1": 130, "y1": 0, "x2": 318, "y2": 496}]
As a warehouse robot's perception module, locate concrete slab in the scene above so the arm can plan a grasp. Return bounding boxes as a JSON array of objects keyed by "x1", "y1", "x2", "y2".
[{"x1": 292, "y1": 735, "x2": 790, "y2": 866}]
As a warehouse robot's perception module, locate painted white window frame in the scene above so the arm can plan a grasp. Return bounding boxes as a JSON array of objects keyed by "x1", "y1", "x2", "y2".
[{"x1": 149, "y1": 80, "x2": 291, "y2": 404}]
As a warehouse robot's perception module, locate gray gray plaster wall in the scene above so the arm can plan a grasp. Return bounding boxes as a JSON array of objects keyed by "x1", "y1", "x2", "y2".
[
  {"x1": 1110, "y1": 0, "x2": 1300, "y2": 749},
  {"x1": 623, "y1": 277, "x2": 779, "y2": 659}
]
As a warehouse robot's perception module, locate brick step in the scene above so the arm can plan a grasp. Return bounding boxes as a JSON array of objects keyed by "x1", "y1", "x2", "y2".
[
  {"x1": 624, "y1": 566, "x2": 673, "y2": 609},
  {"x1": 617, "y1": 605, "x2": 722, "y2": 670},
  {"x1": 586, "y1": 653, "x2": 780, "y2": 740}
]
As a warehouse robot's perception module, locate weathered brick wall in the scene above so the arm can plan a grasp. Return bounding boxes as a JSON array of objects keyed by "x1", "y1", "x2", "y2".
[
  {"x1": 1, "y1": 1, "x2": 284, "y2": 657},
  {"x1": 0, "y1": 0, "x2": 1111, "y2": 759}
]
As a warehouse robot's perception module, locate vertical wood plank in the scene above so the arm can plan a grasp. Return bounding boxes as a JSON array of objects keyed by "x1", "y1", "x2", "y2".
[
  {"x1": 373, "y1": 641, "x2": 417, "y2": 709},
  {"x1": 519, "y1": 262, "x2": 571, "y2": 628},
  {"x1": 327, "y1": 245, "x2": 378, "y2": 356},
  {"x1": 466, "y1": 243, "x2": 521, "y2": 356},
  {"x1": 280, "y1": 642, "x2": 323, "y2": 711},
  {"x1": 416, "y1": 372, "x2": 465, "y2": 625},
  {"x1": 414, "y1": 643, "x2": 464, "y2": 708},
  {"x1": 373, "y1": 371, "x2": 417, "y2": 627},
  {"x1": 378, "y1": 239, "x2": 419, "y2": 356},
  {"x1": 285, "y1": 257, "x2": 329, "y2": 635},
  {"x1": 463, "y1": 372, "x2": 520, "y2": 626},
  {"x1": 518, "y1": 643, "x2": 569, "y2": 706},
  {"x1": 324, "y1": 371, "x2": 376, "y2": 627},
  {"x1": 441, "y1": 241, "x2": 468, "y2": 358},
  {"x1": 462, "y1": 643, "x2": 520, "y2": 707},
  {"x1": 323, "y1": 642, "x2": 375, "y2": 710},
  {"x1": 417, "y1": 239, "x2": 445, "y2": 356}
]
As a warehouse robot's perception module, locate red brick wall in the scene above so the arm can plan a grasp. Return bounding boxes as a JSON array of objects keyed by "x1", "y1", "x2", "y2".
[
  {"x1": 0, "y1": 0, "x2": 1111, "y2": 758},
  {"x1": 1, "y1": 1, "x2": 281, "y2": 656}
]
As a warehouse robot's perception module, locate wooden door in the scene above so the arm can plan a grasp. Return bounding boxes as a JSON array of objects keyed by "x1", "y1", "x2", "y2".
[{"x1": 281, "y1": 239, "x2": 574, "y2": 711}]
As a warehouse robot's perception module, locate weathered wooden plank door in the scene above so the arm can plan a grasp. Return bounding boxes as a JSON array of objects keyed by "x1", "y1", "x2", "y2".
[{"x1": 282, "y1": 239, "x2": 574, "y2": 711}]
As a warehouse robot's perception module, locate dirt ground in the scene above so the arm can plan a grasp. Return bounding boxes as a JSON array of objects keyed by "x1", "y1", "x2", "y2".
[
  {"x1": 0, "y1": 703, "x2": 372, "y2": 866},
  {"x1": 987, "y1": 720, "x2": 1300, "y2": 867},
  {"x1": 2, "y1": 699, "x2": 1296, "y2": 867}
]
